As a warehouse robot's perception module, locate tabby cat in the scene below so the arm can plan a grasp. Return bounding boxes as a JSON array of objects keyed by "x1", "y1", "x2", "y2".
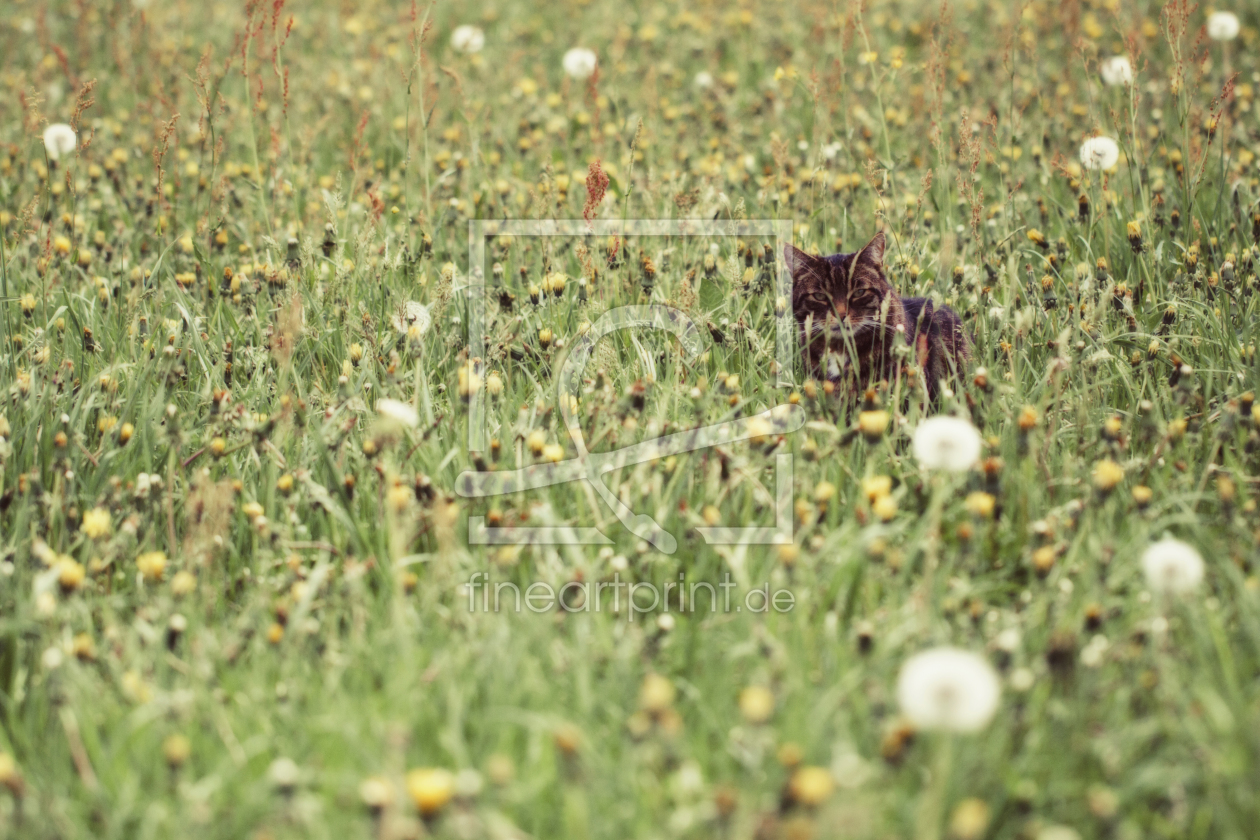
[{"x1": 784, "y1": 232, "x2": 969, "y2": 402}]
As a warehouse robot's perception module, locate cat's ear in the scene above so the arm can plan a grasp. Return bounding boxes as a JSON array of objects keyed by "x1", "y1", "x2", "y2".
[
  {"x1": 855, "y1": 231, "x2": 886, "y2": 271},
  {"x1": 784, "y1": 244, "x2": 828, "y2": 285}
]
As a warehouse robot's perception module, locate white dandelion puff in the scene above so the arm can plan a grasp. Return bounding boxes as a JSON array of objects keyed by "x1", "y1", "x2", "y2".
[
  {"x1": 1207, "y1": 11, "x2": 1240, "y2": 41},
  {"x1": 1009, "y1": 667, "x2": 1035, "y2": 692},
  {"x1": 896, "y1": 647, "x2": 1001, "y2": 733},
  {"x1": 376, "y1": 399, "x2": 419, "y2": 429},
  {"x1": 454, "y1": 768, "x2": 484, "y2": 797},
  {"x1": 42, "y1": 123, "x2": 77, "y2": 161},
  {"x1": 1099, "y1": 56, "x2": 1133, "y2": 86},
  {"x1": 995, "y1": 627, "x2": 1021, "y2": 652},
  {"x1": 450, "y1": 25, "x2": 485, "y2": 54},
  {"x1": 563, "y1": 47, "x2": 598, "y2": 80},
  {"x1": 42, "y1": 647, "x2": 64, "y2": 671},
  {"x1": 1141, "y1": 537, "x2": 1204, "y2": 595},
  {"x1": 1079, "y1": 136, "x2": 1120, "y2": 171},
  {"x1": 1080, "y1": 635, "x2": 1109, "y2": 668},
  {"x1": 268, "y1": 757, "x2": 301, "y2": 790},
  {"x1": 1037, "y1": 827, "x2": 1082, "y2": 840},
  {"x1": 391, "y1": 301, "x2": 431, "y2": 335},
  {"x1": 911, "y1": 416, "x2": 982, "y2": 472},
  {"x1": 694, "y1": 71, "x2": 714, "y2": 89}
]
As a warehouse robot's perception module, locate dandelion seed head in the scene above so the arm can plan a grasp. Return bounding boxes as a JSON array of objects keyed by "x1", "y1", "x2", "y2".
[
  {"x1": 1009, "y1": 667, "x2": 1035, "y2": 692},
  {"x1": 450, "y1": 25, "x2": 485, "y2": 54},
  {"x1": 42, "y1": 647, "x2": 64, "y2": 671},
  {"x1": 1207, "y1": 11, "x2": 1240, "y2": 41},
  {"x1": 268, "y1": 757, "x2": 301, "y2": 790},
  {"x1": 563, "y1": 47, "x2": 598, "y2": 80},
  {"x1": 391, "y1": 301, "x2": 431, "y2": 334},
  {"x1": 1100, "y1": 56, "x2": 1133, "y2": 86},
  {"x1": 377, "y1": 399, "x2": 419, "y2": 429},
  {"x1": 897, "y1": 647, "x2": 1001, "y2": 732},
  {"x1": 995, "y1": 628, "x2": 1021, "y2": 652},
  {"x1": 1037, "y1": 827, "x2": 1083, "y2": 840},
  {"x1": 454, "y1": 768, "x2": 483, "y2": 798},
  {"x1": 42, "y1": 123, "x2": 76, "y2": 161},
  {"x1": 911, "y1": 416, "x2": 982, "y2": 472},
  {"x1": 1141, "y1": 537, "x2": 1204, "y2": 595},
  {"x1": 1079, "y1": 136, "x2": 1120, "y2": 171}
]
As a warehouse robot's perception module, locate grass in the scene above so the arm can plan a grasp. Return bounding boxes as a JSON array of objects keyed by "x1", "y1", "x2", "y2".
[{"x1": 1, "y1": 0, "x2": 1260, "y2": 838}]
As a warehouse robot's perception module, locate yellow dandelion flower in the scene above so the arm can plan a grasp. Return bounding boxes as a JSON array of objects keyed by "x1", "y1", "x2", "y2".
[
  {"x1": 57, "y1": 558, "x2": 86, "y2": 592},
  {"x1": 406, "y1": 768, "x2": 455, "y2": 817},
  {"x1": 387, "y1": 484, "x2": 412, "y2": 513},
  {"x1": 964, "y1": 492, "x2": 996, "y2": 518},
  {"x1": 788, "y1": 766, "x2": 834, "y2": 806},
  {"x1": 1093, "y1": 459, "x2": 1124, "y2": 492},
  {"x1": 136, "y1": 551, "x2": 168, "y2": 582},
  {"x1": 639, "y1": 674, "x2": 675, "y2": 714},
  {"x1": 862, "y1": 475, "x2": 893, "y2": 503},
  {"x1": 858, "y1": 410, "x2": 890, "y2": 442},
  {"x1": 738, "y1": 685, "x2": 775, "y2": 724},
  {"x1": 163, "y1": 735, "x2": 192, "y2": 767},
  {"x1": 873, "y1": 494, "x2": 898, "y2": 522},
  {"x1": 171, "y1": 570, "x2": 198, "y2": 596},
  {"x1": 81, "y1": 507, "x2": 112, "y2": 539}
]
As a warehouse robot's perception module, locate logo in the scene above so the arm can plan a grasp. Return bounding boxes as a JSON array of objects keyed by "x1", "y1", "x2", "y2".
[{"x1": 457, "y1": 219, "x2": 798, "y2": 553}]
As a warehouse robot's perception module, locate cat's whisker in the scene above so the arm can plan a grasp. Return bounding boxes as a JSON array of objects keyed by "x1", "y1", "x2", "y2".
[
  {"x1": 848, "y1": 319, "x2": 896, "y2": 336},
  {"x1": 813, "y1": 318, "x2": 893, "y2": 339}
]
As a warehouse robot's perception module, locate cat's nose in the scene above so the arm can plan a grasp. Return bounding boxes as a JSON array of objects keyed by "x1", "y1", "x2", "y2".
[{"x1": 834, "y1": 304, "x2": 848, "y2": 319}]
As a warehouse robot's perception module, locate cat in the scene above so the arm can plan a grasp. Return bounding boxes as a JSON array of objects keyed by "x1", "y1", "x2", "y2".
[{"x1": 784, "y1": 232, "x2": 969, "y2": 403}]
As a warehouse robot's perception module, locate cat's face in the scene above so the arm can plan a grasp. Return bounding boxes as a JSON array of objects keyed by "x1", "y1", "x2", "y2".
[{"x1": 785, "y1": 233, "x2": 904, "y2": 362}]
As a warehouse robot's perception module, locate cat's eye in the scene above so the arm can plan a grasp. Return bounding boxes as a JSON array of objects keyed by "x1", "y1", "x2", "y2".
[
  {"x1": 849, "y1": 289, "x2": 880, "y2": 307},
  {"x1": 806, "y1": 292, "x2": 833, "y2": 307}
]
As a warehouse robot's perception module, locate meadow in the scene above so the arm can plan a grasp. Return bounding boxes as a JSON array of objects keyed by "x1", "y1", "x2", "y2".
[{"x1": 1, "y1": 0, "x2": 1259, "y2": 837}]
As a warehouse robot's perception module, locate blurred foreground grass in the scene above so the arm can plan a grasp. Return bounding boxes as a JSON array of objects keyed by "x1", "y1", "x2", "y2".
[{"x1": 1, "y1": 0, "x2": 1260, "y2": 837}]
